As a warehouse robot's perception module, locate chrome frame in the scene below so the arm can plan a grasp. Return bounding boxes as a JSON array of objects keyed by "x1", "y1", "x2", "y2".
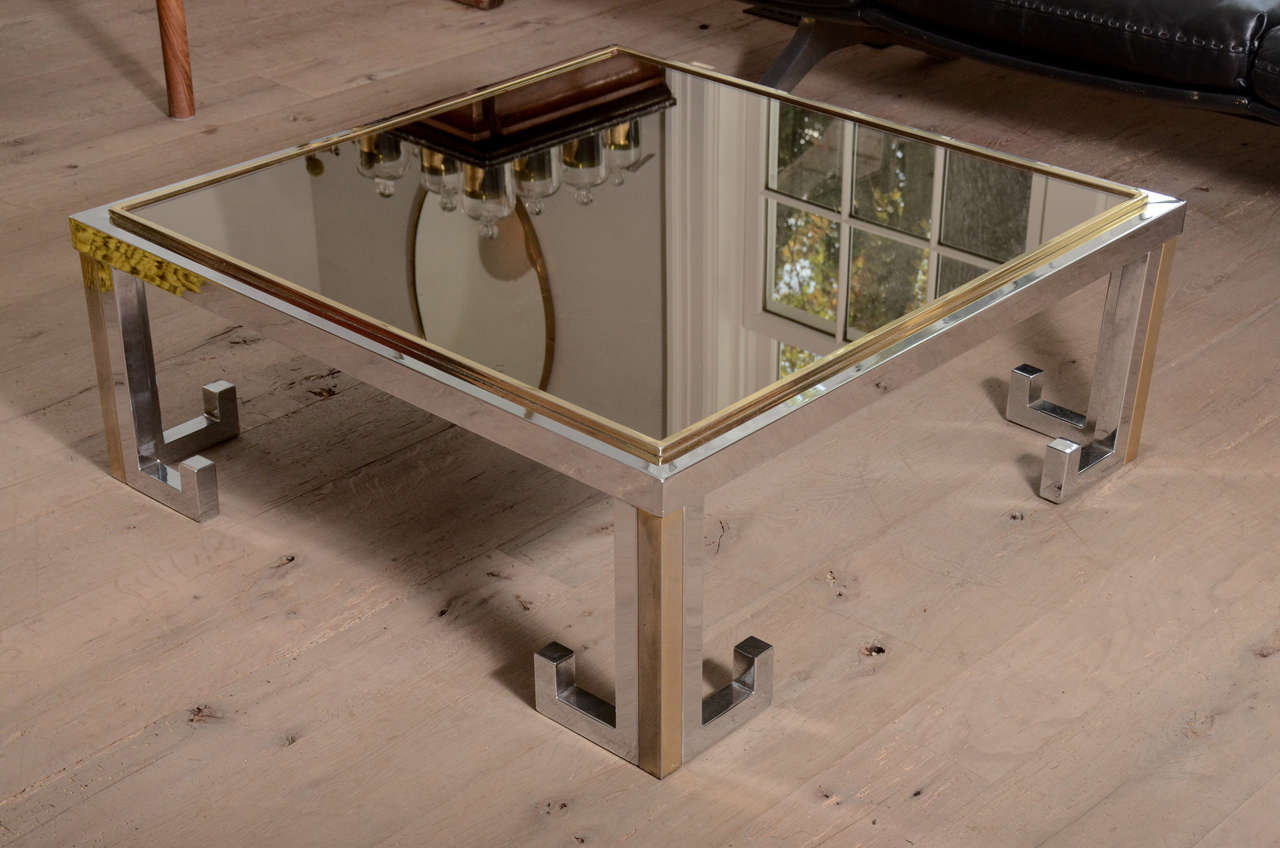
[
  {"x1": 81, "y1": 257, "x2": 240, "y2": 521},
  {"x1": 1005, "y1": 241, "x2": 1176, "y2": 502},
  {"x1": 69, "y1": 47, "x2": 1186, "y2": 779},
  {"x1": 534, "y1": 501, "x2": 773, "y2": 777}
]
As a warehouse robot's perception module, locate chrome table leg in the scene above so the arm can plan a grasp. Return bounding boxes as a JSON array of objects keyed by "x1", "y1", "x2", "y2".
[
  {"x1": 82, "y1": 257, "x2": 240, "y2": 520},
  {"x1": 535, "y1": 499, "x2": 772, "y2": 778},
  {"x1": 1005, "y1": 239, "x2": 1176, "y2": 503}
]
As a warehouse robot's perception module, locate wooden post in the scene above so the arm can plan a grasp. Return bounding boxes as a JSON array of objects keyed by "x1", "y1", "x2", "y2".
[{"x1": 155, "y1": 0, "x2": 195, "y2": 119}]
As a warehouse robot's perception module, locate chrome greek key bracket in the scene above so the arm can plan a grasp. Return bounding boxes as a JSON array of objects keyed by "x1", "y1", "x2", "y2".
[
  {"x1": 83, "y1": 260, "x2": 240, "y2": 521},
  {"x1": 1006, "y1": 241, "x2": 1175, "y2": 503},
  {"x1": 534, "y1": 500, "x2": 773, "y2": 778},
  {"x1": 1006, "y1": 364, "x2": 1087, "y2": 440}
]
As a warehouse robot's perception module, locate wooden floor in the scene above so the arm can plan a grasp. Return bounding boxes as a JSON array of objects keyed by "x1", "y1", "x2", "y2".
[{"x1": 3, "y1": 1, "x2": 1279, "y2": 845}]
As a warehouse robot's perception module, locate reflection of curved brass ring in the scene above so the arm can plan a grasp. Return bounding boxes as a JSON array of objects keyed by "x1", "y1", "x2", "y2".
[
  {"x1": 515, "y1": 198, "x2": 556, "y2": 391},
  {"x1": 407, "y1": 192, "x2": 556, "y2": 390},
  {"x1": 406, "y1": 186, "x2": 429, "y2": 338}
]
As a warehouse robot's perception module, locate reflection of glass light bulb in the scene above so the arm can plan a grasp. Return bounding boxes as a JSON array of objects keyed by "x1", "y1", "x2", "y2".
[
  {"x1": 603, "y1": 120, "x2": 641, "y2": 186},
  {"x1": 461, "y1": 163, "x2": 515, "y2": 239},
  {"x1": 513, "y1": 149, "x2": 562, "y2": 215},
  {"x1": 561, "y1": 133, "x2": 607, "y2": 205},
  {"x1": 355, "y1": 134, "x2": 409, "y2": 198},
  {"x1": 420, "y1": 148, "x2": 461, "y2": 212}
]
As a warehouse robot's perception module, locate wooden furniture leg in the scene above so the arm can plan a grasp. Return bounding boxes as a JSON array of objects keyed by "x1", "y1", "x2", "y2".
[{"x1": 155, "y1": 0, "x2": 194, "y2": 119}]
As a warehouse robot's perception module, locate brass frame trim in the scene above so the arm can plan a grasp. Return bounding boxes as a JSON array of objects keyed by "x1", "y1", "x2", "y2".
[
  {"x1": 79, "y1": 45, "x2": 1150, "y2": 468},
  {"x1": 634, "y1": 508, "x2": 684, "y2": 778},
  {"x1": 80, "y1": 254, "x2": 127, "y2": 479},
  {"x1": 1124, "y1": 238, "x2": 1176, "y2": 462}
]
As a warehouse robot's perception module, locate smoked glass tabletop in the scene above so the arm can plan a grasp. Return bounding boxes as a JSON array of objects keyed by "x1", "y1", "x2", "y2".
[{"x1": 111, "y1": 50, "x2": 1137, "y2": 458}]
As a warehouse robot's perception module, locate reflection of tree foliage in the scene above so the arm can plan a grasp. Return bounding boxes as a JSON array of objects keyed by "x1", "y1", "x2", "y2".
[
  {"x1": 778, "y1": 343, "x2": 818, "y2": 377},
  {"x1": 775, "y1": 104, "x2": 842, "y2": 210},
  {"x1": 774, "y1": 206, "x2": 838, "y2": 321},
  {"x1": 853, "y1": 130, "x2": 934, "y2": 238},
  {"x1": 941, "y1": 152, "x2": 1031, "y2": 261},
  {"x1": 847, "y1": 232, "x2": 928, "y2": 333},
  {"x1": 843, "y1": 130, "x2": 934, "y2": 332}
]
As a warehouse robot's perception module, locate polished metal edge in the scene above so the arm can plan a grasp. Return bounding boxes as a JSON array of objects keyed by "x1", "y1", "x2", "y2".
[{"x1": 68, "y1": 189, "x2": 1184, "y2": 510}]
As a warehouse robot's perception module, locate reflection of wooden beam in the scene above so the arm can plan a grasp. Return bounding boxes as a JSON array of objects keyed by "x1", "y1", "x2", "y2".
[
  {"x1": 424, "y1": 56, "x2": 666, "y2": 142},
  {"x1": 155, "y1": 0, "x2": 195, "y2": 119}
]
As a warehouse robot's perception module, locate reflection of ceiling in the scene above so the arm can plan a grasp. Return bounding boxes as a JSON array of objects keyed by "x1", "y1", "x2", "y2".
[{"x1": 391, "y1": 54, "x2": 674, "y2": 167}]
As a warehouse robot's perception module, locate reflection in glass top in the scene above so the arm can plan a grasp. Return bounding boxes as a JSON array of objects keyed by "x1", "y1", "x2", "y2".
[{"x1": 125, "y1": 55, "x2": 1127, "y2": 441}]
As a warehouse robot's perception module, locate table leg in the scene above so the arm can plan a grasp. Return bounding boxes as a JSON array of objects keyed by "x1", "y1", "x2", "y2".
[
  {"x1": 534, "y1": 499, "x2": 773, "y2": 778},
  {"x1": 82, "y1": 257, "x2": 239, "y2": 520},
  {"x1": 155, "y1": 0, "x2": 195, "y2": 119},
  {"x1": 1005, "y1": 238, "x2": 1177, "y2": 502},
  {"x1": 759, "y1": 17, "x2": 876, "y2": 92}
]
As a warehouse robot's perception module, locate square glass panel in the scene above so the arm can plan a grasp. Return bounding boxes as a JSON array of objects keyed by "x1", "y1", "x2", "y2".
[
  {"x1": 847, "y1": 231, "x2": 929, "y2": 335},
  {"x1": 936, "y1": 255, "x2": 988, "y2": 296},
  {"x1": 769, "y1": 103, "x2": 843, "y2": 211},
  {"x1": 852, "y1": 127, "x2": 934, "y2": 238},
  {"x1": 112, "y1": 52, "x2": 1133, "y2": 451},
  {"x1": 778, "y1": 343, "x2": 818, "y2": 377},
  {"x1": 940, "y1": 150, "x2": 1032, "y2": 262},
  {"x1": 769, "y1": 201, "x2": 840, "y2": 326}
]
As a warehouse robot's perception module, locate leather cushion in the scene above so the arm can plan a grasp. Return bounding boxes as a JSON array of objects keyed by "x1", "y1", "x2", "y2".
[
  {"x1": 1257, "y1": 26, "x2": 1280, "y2": 105},
  {"x1": 871, "y1": 0, "x2": 1280, "y2": 90}
]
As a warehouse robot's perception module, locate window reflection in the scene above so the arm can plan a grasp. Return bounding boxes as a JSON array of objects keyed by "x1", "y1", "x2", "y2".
[
  {"x1": 770, "y1": 202, "x2": 840, "y2": 325},
  {"x1": 935, "y1": 255, "x2": 988, "y2": 296},
  {"x1": 941, "y1": 152, "x2": 1032, "y2": 262},
  {"x1": 770, "y1": 103, "x2": 843, "y2": 211},
  {"x1": 764, "y1": 109, "x2": 1052, "y2": 347},
  {"x1": 847, "y1": 232, "x2": 929, "y2": 334},
  {"x1": 852, "y1": 128, "x2": 933, "y2": 238},
  {"x1": 778, "y1": 343, "x2": 818, "y2": 377}
]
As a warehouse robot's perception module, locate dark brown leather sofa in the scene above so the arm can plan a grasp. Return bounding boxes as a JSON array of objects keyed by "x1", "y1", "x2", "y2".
[{"x1": 749, "y1": 0, "x2": 1280, "y2": 123}]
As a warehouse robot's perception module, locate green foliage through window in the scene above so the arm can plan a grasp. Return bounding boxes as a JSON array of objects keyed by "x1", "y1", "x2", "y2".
[
  {"x1": 771, "y1": 203, "x2": 839, "y2": 323},
  {"x1": 847, "y1": 232, "x2": 929, "y2": 334},
  {"x1": 852, "y1": 128, "x2": 934, "y2": 238},
  {"x1": 778, "y1": 344, "x2": 818, "y2": 377}
]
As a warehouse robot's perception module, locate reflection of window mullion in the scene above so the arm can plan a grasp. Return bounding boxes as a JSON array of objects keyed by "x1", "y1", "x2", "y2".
[
  {"x1": 764, "y1": 199, "x2": 778, "y2": 312},
  {"x1": 765, "y1": 298, "x2": 838, "y2": 334},
  {"x1": 765, "y1": 100, "x2": 780, "y2": 192},
  {"x1": 835, "y1": 122, "x2": 854, "y2": 342},
  {"x1": 845, "y1": 216, "x2": 930, "y2": 250},
  {"x1": 760, "y1": 188, "x2": 842, "y2": 222},
  {"x1": 927, "y1": 146, "x2": 946, "y2": 300},
  {"x1": 934, "y1": 243, "x2": 999, "y2": 270},
  {"x1": 1026, "y1": 173, "x2": 1048, "y2": 251}
]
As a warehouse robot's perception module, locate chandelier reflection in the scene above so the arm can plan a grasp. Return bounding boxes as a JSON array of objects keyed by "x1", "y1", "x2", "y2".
[
  {"x1": 347, "y1": 122, "x2": 648, "y2": 238},
  {"x1": 460, "y1": 162, "x2": 516, "y2": 239},
  {"x1": 560, "y1": 132, "x2": 608, "y2": 206},
  {"x1": 604, "y1": 120, "x2": 642, "y2": 186},
  {"x1": 355, "y1": 134, "x2": 409, "y2": 198},
  {"x1": 513, "y1": 149, "x2": 561, "y2": 215},
  {"x1": 420, "y1": 148, "x2": 460, "y2": 211}
]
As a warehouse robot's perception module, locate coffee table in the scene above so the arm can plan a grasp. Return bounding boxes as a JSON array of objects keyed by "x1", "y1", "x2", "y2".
[{"x1": 70, "y1": 47, "x2": 1184, "y2": 778}]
